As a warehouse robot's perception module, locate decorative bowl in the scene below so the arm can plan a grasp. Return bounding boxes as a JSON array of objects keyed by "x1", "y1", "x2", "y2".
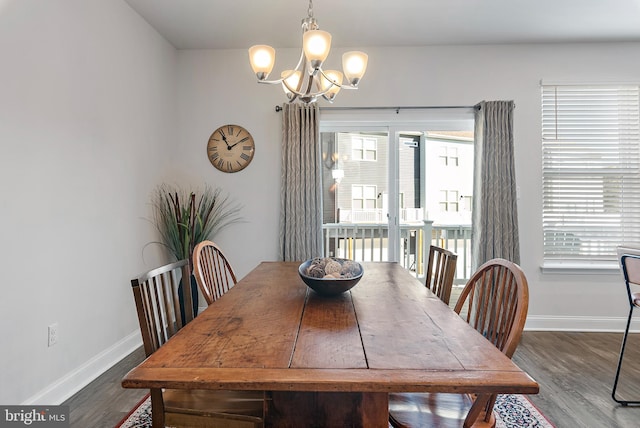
[{"x1": 298, "y1": 257, "x2": 364, "y2": 296}]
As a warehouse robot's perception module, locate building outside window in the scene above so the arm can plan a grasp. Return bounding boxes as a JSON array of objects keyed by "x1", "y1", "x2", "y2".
[
  {"x1": 425, "y1": 133, "x2": 473, "y2": 226},
  {"x1": 439, "y1": 146, "x2": 459, "y2": 167},
  {"x1": 439, "y1": 190, "x2": 459, "y2": 213},
  {"x1": 352, "y1": 137, "x2": 377, "y2": 161},
  {"x1": 352, "y1": 185, "x2": 377, "y2": 210}
]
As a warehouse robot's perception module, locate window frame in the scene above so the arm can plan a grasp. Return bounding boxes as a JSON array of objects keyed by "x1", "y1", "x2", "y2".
[
  {"x1": 351, "y1": 184, "x2": 378, "y2": 210},
  {"x1": 541, "y1": 82, "x2": 640, "y2": 273},
  {"x1": 352, "y1": 136, "x2": 378, "y2": 161}
]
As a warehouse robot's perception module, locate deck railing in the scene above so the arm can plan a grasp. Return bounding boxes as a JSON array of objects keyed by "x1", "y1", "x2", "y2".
[
  {"x1": 339, "y1": 208, "x2": 424, "y2": 223},
  {"x1": 431, "y1": 224, "x2": 472, "y2": 284},
  {"x1": 322, "y1": 222, "x2": 471, "y2": 283}
]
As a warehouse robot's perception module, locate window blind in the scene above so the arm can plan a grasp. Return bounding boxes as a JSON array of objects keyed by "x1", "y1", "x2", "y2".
[{"x1": 542, "y1": 84, "x2": 640, "y2": 261}]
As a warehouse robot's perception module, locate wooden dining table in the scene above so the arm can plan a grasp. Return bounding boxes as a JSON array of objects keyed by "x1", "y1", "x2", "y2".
[{"x1": 122, "y1": 261, "x2": 539, "y2": 427}]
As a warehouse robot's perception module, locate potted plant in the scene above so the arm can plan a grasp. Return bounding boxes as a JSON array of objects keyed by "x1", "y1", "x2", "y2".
[{"x1": 149, "y1": 183, "x2": 242, "y2": 318}]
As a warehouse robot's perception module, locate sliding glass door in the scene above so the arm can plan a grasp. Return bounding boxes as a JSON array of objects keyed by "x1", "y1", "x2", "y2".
[
  {"x1": 320, "y1": 128, "x2": 392, "y2": 261},
  {"x1": 319, "y1": 109, "x2": 474, "y2": 280}
]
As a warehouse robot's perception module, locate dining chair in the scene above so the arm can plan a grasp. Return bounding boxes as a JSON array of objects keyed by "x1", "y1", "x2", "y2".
[
  {"x1": 193, "y1": 240, "x2": 238, "y2": 305},
  {"x1": 612, "y1": 252, "x2": 640, "y2": 405},
  {"x1": 425, "y1": 245, "x2": 458, "y2": 305},
  {"x1": 389, "y1": 258, "x2": 529, "y2": 428},
  {"x1": 131, "y1": 259, "x2": 265, "y2": 428}
]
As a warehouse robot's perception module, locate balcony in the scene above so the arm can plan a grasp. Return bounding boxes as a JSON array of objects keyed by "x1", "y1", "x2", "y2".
[{"x1": 322, "y1": 220, "x2": 472, "y2": 283}]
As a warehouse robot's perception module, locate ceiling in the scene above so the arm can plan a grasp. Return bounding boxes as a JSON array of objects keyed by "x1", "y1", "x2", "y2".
[{"x1": 124, "y1": 0, "x2": 640, "y2": 50}]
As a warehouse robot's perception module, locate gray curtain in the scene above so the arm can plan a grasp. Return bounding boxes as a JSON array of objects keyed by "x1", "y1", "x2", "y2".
[
  {"x1": 471, "y1": 101, "x2": 520, "y2": 269},
  {"x1": 279, "y1": 103, "x2": 323, "y2": 261}
]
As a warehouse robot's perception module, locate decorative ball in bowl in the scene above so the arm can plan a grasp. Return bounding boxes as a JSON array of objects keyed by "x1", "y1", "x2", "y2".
[{"x1": 298, "y1": 257, "x2": 364, "y2": 296}]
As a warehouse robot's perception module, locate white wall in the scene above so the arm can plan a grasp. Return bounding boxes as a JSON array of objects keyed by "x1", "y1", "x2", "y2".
[
  {"x1": 176, "y1": 42, "x2": 640, "y2": 332},
  {"x1": 175, "y1": 49, "x2": 286, "y2": 279},
  {"x1": 0, "y1": 0, "x2": 177, "y2": 404}
]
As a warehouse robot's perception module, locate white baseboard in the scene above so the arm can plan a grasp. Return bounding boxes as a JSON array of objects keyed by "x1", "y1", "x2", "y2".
[
  {"x1": 525, "y1": 315, "x2": 640, "y2": 332},
  {"x1": 22, "y1": 331, "x2": 142, "y2": 405}
]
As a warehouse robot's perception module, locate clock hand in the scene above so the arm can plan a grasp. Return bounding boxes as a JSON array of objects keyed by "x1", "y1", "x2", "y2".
[
  {"x1": 219, "y1": 129, "x2": 231, "y2": 148},
  {"x1": 229, "y1": 136, "x2": 250, "y2": 149}
]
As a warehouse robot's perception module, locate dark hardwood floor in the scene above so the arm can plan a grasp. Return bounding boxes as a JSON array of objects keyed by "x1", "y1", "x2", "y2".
[
  {"x1": 512, "y1": 331, "x2": 640, "y2": 428},
  {"x1": 63, "y1": 347, "x2": 147, "y2": 428},
  {"x1": 63, "y1": 331, "x2": 640, "y2": 428}
]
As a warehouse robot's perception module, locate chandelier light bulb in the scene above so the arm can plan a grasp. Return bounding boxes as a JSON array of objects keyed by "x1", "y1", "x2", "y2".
[
  {"x1": 342, "y1": 51, "x2": 368, "y2": 86},
  {"x1": 319, "y1": 70, "x2": 343, "y2": 101},
  {"x1": 248, "y1": 45, "x2": 276, "y2": 80},
  {"x1": 303, "y1": 30, "x2": 332, "y2": 70},
  {"x1": 281, "y1": 70, "x2": 302, "y2": 99}
]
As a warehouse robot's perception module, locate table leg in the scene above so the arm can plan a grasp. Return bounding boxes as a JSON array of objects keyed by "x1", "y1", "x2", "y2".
[{"x1": 265, "y1": 391, "x2": 388, "y2": 427}]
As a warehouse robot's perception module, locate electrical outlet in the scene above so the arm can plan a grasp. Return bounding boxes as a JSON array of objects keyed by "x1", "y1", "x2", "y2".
[{"x1": 48, "y1": 323, "x2": 58, "y2": 347}]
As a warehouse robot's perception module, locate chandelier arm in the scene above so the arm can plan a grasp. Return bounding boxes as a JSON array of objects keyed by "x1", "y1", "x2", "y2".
[
  {"x1": 318, "y1": 69, "x2": 358, "y2": 90},
  {"x1": 254, "y1": 49, "x2": 307, "y2": 85},
  {"x1": 281, "y1": 78, "x2": 300, "y2": 95},
  {"x1": 259, "y1": 66, "x2": 358, "y2": 98},
  {"x1": 288, "y1": 92, "x2": 299, "y2": 103},
  {"x1": 279, "y1": 64, "x2": 332, "y2": 99},
  {"x1": 301, "y1": 70, "x2": 314, "y2": 97},
  {"x1": 288, "y1": 83, "x2": 329, "y2": 98}
]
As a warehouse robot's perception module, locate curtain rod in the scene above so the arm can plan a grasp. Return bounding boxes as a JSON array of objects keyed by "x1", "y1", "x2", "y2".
[{"x1": 274, "y1": 104, "x2": 480, "y2": 112}]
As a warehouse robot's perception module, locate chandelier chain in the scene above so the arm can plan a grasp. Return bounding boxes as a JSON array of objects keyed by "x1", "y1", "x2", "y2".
[{"x1": 308, "y1": 0, "x2": 314, "y2": 18}]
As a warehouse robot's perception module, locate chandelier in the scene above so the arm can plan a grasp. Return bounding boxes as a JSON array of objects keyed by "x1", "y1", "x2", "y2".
[{"x1": 248, "y1": 0, "x2": 368, "y2": 104}]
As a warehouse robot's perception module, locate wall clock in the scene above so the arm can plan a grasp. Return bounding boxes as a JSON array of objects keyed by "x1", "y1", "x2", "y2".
[{"x1": 207, "y1": 124, "x2": 255, "y2": 173}]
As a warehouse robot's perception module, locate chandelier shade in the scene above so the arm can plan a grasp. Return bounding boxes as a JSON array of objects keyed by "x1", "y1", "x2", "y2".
[
  {"x1": 248, "y1": 0, "x2": 367, "y2": 104},
  {"x1": 303, "y1": 30, "x2": 332, "y2": 68},
  {"x1": 281, "y1": 70, "x2": 302, "y2": 97},
  {"x1": 342, "y1": 51, "x2": 368, "y2": 85},
  {"x1": 319, "y1": 70, "x2": 343, "y2": 101},
  {"x1": 248, "y1": 45, "x2": 276, "y2": 80}
]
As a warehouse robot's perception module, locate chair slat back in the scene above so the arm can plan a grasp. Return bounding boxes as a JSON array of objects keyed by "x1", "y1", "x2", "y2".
[
  {"x1": 426, "y1": 245, "x2": 458, "y2": 305},
  {"x1": 453, "y1": 258, "x2": 528, "y2": 359},
  {"x1": 452, "y1": 258, "x2": 529, "y2": 426},
  {"x1": 131, "y1": 260, "x2": 192, "y2": 357},
  {"x1": 193, "y1": 240, "x2": 238, "y2": 305}
]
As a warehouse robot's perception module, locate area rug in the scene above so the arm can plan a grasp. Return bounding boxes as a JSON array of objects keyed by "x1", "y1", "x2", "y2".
[{"x1": 116, "y1": 393, "x2": 555, "y2": 428}]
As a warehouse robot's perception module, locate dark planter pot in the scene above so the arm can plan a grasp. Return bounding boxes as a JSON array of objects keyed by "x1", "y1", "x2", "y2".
[{"x1": 178, "y1": 274, "x2": 199, "y2": 325}]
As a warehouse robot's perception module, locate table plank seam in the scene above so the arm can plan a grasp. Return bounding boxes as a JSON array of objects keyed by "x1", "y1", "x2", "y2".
[
  {"x1": 288, "y1": 287, "x2": 309, "y2": 369},
  {"x1": 349, "y1": 289, "x2": 371, "y2": 369}
]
